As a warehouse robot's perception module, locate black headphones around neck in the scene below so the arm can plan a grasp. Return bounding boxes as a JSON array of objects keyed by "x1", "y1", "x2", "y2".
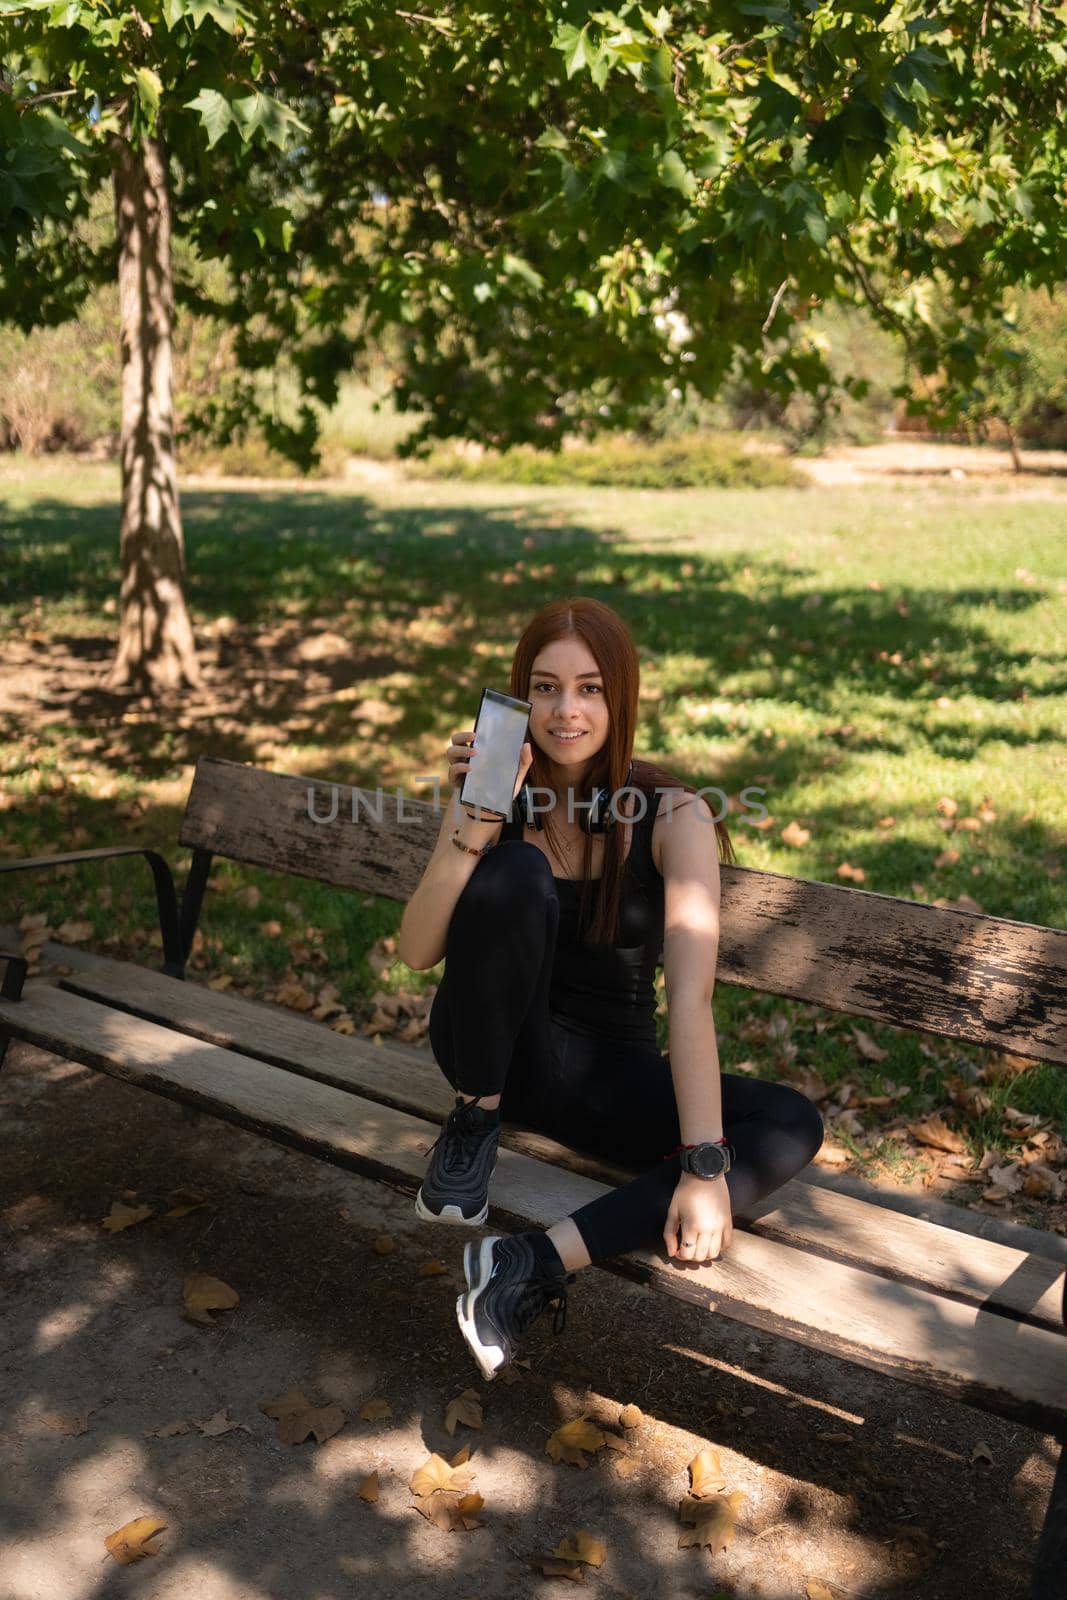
[{"x1": 511, "y1": 760, "x2": 637, "y2": 836}]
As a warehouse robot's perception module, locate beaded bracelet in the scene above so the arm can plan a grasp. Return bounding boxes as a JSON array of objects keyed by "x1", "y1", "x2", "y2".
[{"x1": 451, "y1": 829, "x2": 493, "y2": 858}]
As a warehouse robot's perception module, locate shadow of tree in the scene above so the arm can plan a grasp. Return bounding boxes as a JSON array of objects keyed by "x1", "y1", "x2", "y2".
[{"x1": 0, "y1": 1049, "x2": 1054, "y2": 1600}]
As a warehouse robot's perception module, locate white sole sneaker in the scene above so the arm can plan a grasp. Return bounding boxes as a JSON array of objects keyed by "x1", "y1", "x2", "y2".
[
  {"x1": 413, "y1": 1188, "x2": 489, "y2": 1226},
  {"x1": 455, "y1": 1237, "x2": 507, "y2": 1380}
]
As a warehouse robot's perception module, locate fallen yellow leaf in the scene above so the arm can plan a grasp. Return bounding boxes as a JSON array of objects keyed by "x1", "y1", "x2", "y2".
[
  {"x1": 162, "y1": 1190, "x2": 209, "y2": 1218},
  {"x1": 414, "y1": 1492, "x2": 485, "y2": 1533},
  {"x1": 444, "y1": 1389, "x2": 483, "y2": 1436},
  {"x1": 359, "y1": 1397, "x2": 393, "y2": 1422},
  {"x1": 688, "y1": 1447, "x2": 727, "y2": 1496},
  {"x1": 552, "y1": 1530, "x2": 606, "y2": 1567},
  {"x1": 410, "y1": 1451, "x2": 476, "y2": 1497},
  {"x1": 104, "y1": 1516, "x2": 167, "y2": 1564},
  {"x1": 678, "y1": 1489, "x2": 745, "y2": 1552},
  {"x1": 907, "y1": 1115, "x2": 967, "y2": 1155},
  {"x1": 181, "y1": 1273, "x2": 239, "y2": 1326},
  {"x1": 372, "y1": 1235, "x2": 395, "y2": 1256},
  {"x1": 546, "y1": 1416, "x2": 607, "y2": 1468},
  {"x1": 357, "y1": 1471, "x2": 379, "y2": 1504},
  {"x1": 258, "y1": 1387, "x2": 345, "y2": 1445},
  {"x1": 102, "y1": 1200, "x2": 154, "y2": 1233},
  {"x1": 538, "y1": 1557, "x2": 585, "y2": 1581}
]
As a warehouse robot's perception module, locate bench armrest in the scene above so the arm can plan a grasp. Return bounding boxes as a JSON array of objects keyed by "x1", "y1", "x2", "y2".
[{"x1": 0, "y1": 846, "x2": 184, "y2": 974}]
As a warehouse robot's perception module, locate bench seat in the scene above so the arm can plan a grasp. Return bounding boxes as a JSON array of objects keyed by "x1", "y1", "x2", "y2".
[{"x1": 2, "y1": 966, "x2": 1065, "y2": 1437}]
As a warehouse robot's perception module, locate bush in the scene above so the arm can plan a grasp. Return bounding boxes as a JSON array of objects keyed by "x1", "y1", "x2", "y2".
[{"x1": 416, "y1": 430, "x2": 803, "y2": 489}]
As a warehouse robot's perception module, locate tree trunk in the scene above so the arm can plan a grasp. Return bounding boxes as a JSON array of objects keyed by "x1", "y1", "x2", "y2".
[{"x1": 105, "y1": 131, "x2": 201, "y2": 695}]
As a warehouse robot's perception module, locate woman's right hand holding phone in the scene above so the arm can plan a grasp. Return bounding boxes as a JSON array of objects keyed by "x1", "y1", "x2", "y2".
[{"x1": 447, "y1": 728, "x2": 533, "y2": 807}]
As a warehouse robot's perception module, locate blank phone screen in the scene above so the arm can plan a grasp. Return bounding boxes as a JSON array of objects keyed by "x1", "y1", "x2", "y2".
[{"x1": 460, "y1": 688, "x2": 531, "y2": 820}]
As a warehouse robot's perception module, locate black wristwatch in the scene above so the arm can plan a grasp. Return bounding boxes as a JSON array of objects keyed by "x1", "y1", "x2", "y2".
[{"x1": 678, "y1": 1140, "x2": 732, "y2": 1180}]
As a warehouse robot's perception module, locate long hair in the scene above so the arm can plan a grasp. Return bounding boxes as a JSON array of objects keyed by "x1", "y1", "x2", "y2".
[{"x1": 508, "y1": 596, "x2": 738, "y2": 946}]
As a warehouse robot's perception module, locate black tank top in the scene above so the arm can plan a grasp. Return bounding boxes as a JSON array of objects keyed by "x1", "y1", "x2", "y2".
[{"x1": 499, "y1": 787, "x2": 665, "y2": 1044}]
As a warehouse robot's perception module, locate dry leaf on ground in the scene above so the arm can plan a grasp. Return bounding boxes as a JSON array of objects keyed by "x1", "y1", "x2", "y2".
[
  {"x1": 104, "y1": 1517, "x2": 167, "y2": 1564},
  {"x1": 162, "y1": 1190, "x2": 208, "y2": 1217},
  {"x1": 258, "y1": 1386, "x2": 345, "y2": 1445},
  {"x1": 688, "y1": 1447, "x2": 727, "y2": 1496},
  {"x1": 413, "y1": 1489, "x2": 485, "y2": 1533},
  {"x1": 907, "y1": 1114, "x2": 967, "y2": 1155},
  {"x1": 780, "y1": 820, "x2": 812, "y2": 847},
  {"x1": 678, "y1": 1489, "x2": 745, "y2": 1552},
  {"x1": 359, "y1": 1397, "x2": 393, "y2": 1421},
  {"x1": 850, "y1": 1027, "x2": 888, "y2": 1063},
  {"x1": 444, "y1": 1389, "x2": 483, "y2": 1436},
  {"x1": 537, "y1": 1557, "x2": 585, "y2": 1581},
  {"x1": 546, "y1": 1416, "x2": 608, "y2": 1468},
  {"x1": 552, "y1": 1530, "x2": 606, "y2": 1567},
  {"x1": 357, "y1": 1472, "x2": 379, "y2": 1504},
  {"x1": 182, "y1": 1273, "x2": 239, "y2": 1326},
  {"x1": 41, "y1": 1409, "x2": 93, "y2": 1436},
  {"x1": 372, "y1": 1235, "x2": 395, "y2": 1255},
  {"x1": 410, "y1": 1451, "x2": 476, "y2": 1497},
  {"x1": 144, "y1": 1420, "x2": 188, "y2": 1438},
  {"x1": 102, "y1": 1200, "x2": 154, "y2": 1232},
  {"x1": 196, "y1": 1409, "x2": 250, "y2": 1438}
]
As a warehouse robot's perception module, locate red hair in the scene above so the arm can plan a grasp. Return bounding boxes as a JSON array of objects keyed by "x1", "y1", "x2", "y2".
[{"x1": 508, "y1": 596, "x2": 737, "y2": 945}]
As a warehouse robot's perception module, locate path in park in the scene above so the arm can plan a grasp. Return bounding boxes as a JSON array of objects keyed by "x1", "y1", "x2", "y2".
[{"x1": 1, "y1": 1035, "x2": 1058, "y2": 1600}]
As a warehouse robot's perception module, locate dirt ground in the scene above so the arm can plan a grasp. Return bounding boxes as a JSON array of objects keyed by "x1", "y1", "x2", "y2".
[{"x1": 1, "y1": 1035, "x2": 1060, "y2": 1600}]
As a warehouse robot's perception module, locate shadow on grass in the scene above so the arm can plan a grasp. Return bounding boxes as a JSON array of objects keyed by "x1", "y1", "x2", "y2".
[{"x1": 1, "y1": 487, "x2": 1062, "y2": 772}]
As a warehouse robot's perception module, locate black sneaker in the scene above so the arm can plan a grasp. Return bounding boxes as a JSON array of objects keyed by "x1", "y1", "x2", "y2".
[
  {"x1": 455, "y1": 1233, "x2": 574, "y2": 1381},
  {"x1": 414, "y1": 1095, "x2": 501, "y2": 1226}
]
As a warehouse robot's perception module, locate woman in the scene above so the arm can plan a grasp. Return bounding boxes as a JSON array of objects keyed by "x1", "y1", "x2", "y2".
[{"x1": 398, "y1": 597, "x2": 823, "y2": 1381}]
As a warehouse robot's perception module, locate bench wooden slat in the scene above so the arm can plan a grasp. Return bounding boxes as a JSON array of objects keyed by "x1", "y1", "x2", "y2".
[
  {"x1": 18, "y1": 940, "x2": 1066, "y2": 1335},
  {"x1": 3, "y1": 982, "x2": 1065, "y2": 1433},
  {"x1": 177, "y1": 755, "x2": 1067, "y2": 1063}
]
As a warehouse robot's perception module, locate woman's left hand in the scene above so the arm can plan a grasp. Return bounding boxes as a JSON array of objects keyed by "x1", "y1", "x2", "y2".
[{"x1": 664, "y1": 1172, "x2": 734, "y2": 1264}]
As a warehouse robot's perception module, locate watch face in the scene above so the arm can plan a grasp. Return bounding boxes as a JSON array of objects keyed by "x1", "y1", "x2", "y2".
[{"x1": 691, "y1": 1143, "x2": 726, "y2": 1178}]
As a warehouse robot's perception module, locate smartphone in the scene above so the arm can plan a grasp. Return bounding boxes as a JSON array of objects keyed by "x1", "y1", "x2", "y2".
[{"x1": 460, "y1": 687, "x2": 532, "y2": 821}]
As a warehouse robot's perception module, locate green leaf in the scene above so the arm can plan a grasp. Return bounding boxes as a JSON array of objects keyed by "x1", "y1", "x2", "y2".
[
  {"x1": 231, "y1": 91, "x2": 308, "y2": 148},
  {"x1": 659, "y1": 149, "x2": 696, "y2": 197},
  {"x1": 554, "y1": 23, "x2": 589, "y2": 78},
  {"x1": 747, "y1": 78, "x2": 804, "y2": 144},
  {"x1": 133, "y1": 66, "x2": 162, "y2": 128},
  {"x1": 184, "y1": 87, "x2": 233, "y2": 148},
  {"x1": 188, "y1": 0, "x2": 242, "y2": 29}
]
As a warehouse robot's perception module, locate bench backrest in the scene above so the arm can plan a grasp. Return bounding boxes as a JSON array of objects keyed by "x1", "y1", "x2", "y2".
[{"x1": 179, "y1": 755, "x2": 1067, "y2": 1066}]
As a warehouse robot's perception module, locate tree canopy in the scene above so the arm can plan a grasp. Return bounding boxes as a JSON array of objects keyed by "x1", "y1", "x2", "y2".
[{"x1": 3, "y1": 0, "x2": 1065, "y2": 461}]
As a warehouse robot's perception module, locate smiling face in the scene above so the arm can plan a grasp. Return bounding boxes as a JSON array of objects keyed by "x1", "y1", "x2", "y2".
[{"x1": 527, "y1": 635, "x2": 610, "y2": 789}]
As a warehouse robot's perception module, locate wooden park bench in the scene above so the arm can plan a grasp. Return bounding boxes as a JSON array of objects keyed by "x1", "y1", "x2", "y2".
[{"x1": 1, "y1": 753, "x2": 1065, "y2": 1595}]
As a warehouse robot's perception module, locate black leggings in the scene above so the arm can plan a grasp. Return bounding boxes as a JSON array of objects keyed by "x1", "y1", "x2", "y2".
[{"x1": 427, "y1": 841, "x2": 824, "y2": 1264}]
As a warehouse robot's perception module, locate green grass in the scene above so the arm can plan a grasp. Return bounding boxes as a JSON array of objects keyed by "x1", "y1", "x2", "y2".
[
  {"x1": 1, "y1": 454, "x2": 1064, "y2": 1211},
  {"x1": 417, "y1": 431, "x2": 802, "y2": 489}
]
